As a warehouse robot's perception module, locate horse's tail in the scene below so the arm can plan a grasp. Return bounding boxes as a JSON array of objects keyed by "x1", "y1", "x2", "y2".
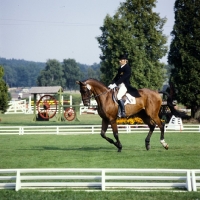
[{"x1": 159, "y1": 91, "x2": 183, "y2": 118}]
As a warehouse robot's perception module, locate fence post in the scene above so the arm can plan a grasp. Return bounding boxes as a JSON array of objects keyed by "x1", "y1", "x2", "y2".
[
  {"x1": 15, "y1": 170, "x2": 21, "y2": 191},
  {"x1": 19, "y1": 127, "x2": 24, "y2": 135},
  {"x1": 191, "y1": 170, "x2": 197, "y2": 191},
  {"x1": 101, "y1": 169, "x2": 105, "y2": 191},
  {"x1": 126, "y1": 125, "x2": 129, "y2": 133},
  {"x1": 186, "y1": 170, "x2": 192, "y2": 191}
]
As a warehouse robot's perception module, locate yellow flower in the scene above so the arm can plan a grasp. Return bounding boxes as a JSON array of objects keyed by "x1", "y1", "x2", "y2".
[
  {"x1": 116, "y1": 117, "x2": 165, "y2": 125},
  {"x1": 116, "y1": 117, "x2": 144, "y2": 125}
]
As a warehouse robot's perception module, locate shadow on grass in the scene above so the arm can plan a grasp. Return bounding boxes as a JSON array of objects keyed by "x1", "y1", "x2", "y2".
[{"x1": 17, "y1": 146, "x2": 114, "y2": 151}]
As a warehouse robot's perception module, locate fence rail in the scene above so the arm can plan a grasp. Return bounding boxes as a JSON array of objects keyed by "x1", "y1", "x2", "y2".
[
  {"x1": 0, "y1": 168, "x2": 199, "y2": 191},
  {"x1": 0, "y1": 124, "x2": 200, "y2": 135}
]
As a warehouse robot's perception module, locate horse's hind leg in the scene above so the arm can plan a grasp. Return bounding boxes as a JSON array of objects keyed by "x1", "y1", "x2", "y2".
[
  {"x1": 145, "y1": 124, "x2": 156, "y2": 151},
  {"x1": 138, "y1": 110, "x2": 155, "y2": 150},
  {"x1": 151, "y1": 115, "x2": 169, "y2": 150},
  {"x1": 100, "y1": 118, "x2": 122, "y2": 152},
  {"x1": 159, "y1": 120, "x2": 169, "y2": 150}
]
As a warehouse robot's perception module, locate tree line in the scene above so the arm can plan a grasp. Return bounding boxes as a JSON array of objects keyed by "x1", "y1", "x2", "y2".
[{"x1": 0, "y1": 57, "x2": 100, "y2": 90}]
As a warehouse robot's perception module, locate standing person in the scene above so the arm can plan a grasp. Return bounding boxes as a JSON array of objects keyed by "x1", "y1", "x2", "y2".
[{"x1": 108, "y1": 53, "x2": 140, "y2": 117}]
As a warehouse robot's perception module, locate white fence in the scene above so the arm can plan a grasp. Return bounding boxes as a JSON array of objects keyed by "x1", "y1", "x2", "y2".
[
  {"x1": 5, "y1": 100, "x2": 27, "y2": 114},
  {"x1": 0, "y1": 168, "x2": 199, "y2": 191},
  {"x1": 0, "y1": 124, "x2": 200, "y2": 135}
]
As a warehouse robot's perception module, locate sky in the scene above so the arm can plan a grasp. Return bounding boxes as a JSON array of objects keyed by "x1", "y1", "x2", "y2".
[{"x1": 0, "y1": 0, "x2": 175, "y2": 65}]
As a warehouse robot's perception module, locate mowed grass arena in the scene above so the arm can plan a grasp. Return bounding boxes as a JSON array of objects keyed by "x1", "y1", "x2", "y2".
[{"x1": 0, "y1": 113, "x2": 200, "y2": 199}]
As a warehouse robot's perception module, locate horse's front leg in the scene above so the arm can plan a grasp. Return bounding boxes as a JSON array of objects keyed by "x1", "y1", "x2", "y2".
[
  {"x1": 110, "y1": 119, "x2": 122, "y2": 152},
  {"x1": 100, "y1": 119, "x2": 122, "y2": 152}
]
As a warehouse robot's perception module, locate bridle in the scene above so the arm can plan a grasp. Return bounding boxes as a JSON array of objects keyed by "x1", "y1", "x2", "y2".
[
  {"x1": 81, "y1": 85, "x2": 110, "y2": 102},
  {"x1": 90, "y1": 90, "x2": 110, "y2": 99}
]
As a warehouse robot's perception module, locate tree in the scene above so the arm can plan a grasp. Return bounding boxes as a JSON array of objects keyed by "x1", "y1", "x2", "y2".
[
  {"x1": 37, "y1": 59, "x2": 65, "y2": 87},
  {"x1": 90, "y1": 63, "x2": 101, "y2": 80},
  {"x1": 0, "y1": 58, "x2": 45, "y2": 87},
  {"x1": 28, "y1": 63, "x2": 45, "y2": 86},
  {"x1": 62, "y1": 59, "x2": 81, "y2": 90},
  {"x1": 16, "y1": 66, "x2": 30, "y2": 87},
  {"x1": 0, "y1": 66, "x2": 9, "y2": 113},
  {"x1": 168, "y1": 0, "x2": 200, "y2": 118},
  {"x1": 78, "y1": 63, "x2": 101, "y2": 80},
  {"x1": 0, "y1": 58, "x2": 101, "y2": 88},
  {"x1": 2, "y1": 65, "x2": 17, "y2": 87},
  {"x1": 96, "y1": 0, "x2": 168, "y2": 89}
]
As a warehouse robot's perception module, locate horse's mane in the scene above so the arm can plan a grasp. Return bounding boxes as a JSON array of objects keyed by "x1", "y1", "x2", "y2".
[{"x1": 83, "y1": 78, "x2": 107, "y2": 88}]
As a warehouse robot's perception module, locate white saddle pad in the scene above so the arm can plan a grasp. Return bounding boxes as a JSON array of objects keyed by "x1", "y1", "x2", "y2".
[{"x1": 124, "y1": 93, "x2": 136, "y2": 105}]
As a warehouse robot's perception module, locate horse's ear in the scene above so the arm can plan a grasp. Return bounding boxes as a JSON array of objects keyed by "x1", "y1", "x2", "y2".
[{"x1": 76, "y1": 81, "x2": 86, "y2": 86}]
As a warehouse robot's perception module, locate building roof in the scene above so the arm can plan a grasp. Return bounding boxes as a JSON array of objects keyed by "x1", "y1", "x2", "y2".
[{"x1": 29, "y1": 86, "x2": 63, "y2": 94}]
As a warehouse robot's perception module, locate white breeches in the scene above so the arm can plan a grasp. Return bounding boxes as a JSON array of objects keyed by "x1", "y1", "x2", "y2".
[{"x1": 117, "y1": 83, "x2": 127, "y2": 100}]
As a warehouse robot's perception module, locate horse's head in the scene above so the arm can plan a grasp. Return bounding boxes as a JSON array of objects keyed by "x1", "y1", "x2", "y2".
[{"x1": 76, "y1": 80, "x2": 92, "y2": 106}]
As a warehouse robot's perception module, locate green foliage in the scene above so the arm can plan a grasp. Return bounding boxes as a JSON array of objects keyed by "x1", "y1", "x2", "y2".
[
  {"x1": 97, "y1": 0, "x2": 168, "y2": 89},
  {"x1": 37, "y1": 59, "x2": 65, "y2": 87},
  {"x1": 0, "y1": 66, "x2": 9, "y2": 113},
  {"x1": 36, "y1": 59, "x2": 102, "y2": 89},
  {"x1": 0, "y1": 58, "x2": 45, "y2": 87},
  {"x1": 63, "y1": 59, "x2": 81, "y2": 90},
  {"x1": 0, "y1": 58, "x2": 101, "y2": 88},
  {"x1": 78, "y1": 62, "x2": 101, "y2": 81},
  {"x1": 168, "y1": 0, "x2": 200, "y2": 118}
]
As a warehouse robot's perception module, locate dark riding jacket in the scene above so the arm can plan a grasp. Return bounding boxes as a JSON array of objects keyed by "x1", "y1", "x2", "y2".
[{"x1": 112, "y1": 64, "x2": 141, "y2": 97}]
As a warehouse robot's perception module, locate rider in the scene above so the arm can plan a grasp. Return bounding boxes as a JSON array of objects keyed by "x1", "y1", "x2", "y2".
[{"x1": 108, "y1": 53, "x2": 140, "y2": 118}]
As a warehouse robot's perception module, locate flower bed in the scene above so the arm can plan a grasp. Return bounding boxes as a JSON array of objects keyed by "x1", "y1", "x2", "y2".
[{"x1": 116, "y1": 117, "x2": 144, "y2": 125}]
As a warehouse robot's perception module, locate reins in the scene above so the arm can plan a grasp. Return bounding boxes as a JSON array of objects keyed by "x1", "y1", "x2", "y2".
[
  {"x1": 92, "y1": 90, "x2": 110, "y2": 99},
  {"x1": 82, "y1": 89, "x2": 111, "y2": 101}
]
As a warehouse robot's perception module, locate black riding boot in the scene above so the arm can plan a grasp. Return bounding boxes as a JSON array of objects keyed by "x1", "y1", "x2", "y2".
[{"x1": 118, "y1": 99, "x2": 126, "y2": 118}]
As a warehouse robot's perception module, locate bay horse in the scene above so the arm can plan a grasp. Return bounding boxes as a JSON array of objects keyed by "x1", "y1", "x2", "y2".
[{"x1": 76, "y1": 78, "x2": 178, "y2": 152}]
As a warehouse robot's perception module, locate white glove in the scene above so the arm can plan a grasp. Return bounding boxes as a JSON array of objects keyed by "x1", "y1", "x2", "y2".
[{"x1": 108, "y1": 83, "x2": 117, "y2": 89}]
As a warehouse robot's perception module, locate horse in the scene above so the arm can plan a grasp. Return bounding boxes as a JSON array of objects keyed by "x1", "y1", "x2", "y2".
[{"x1": 76, "y1": 78, "x2": 179, "y2": 152}]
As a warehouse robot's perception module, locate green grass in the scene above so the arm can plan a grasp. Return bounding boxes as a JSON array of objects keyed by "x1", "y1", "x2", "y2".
[
  {"x1": 0, "y1": 133, "x2": 200, "y2": 199},
  {"x1": 0, "y1": 190, "x2": 200, "y2": 200},
  {"x1": 0, "y1": 112, "x2": 102, "y2": 125},
  {"x1": 0, "y1": 133, "x2": 199, "y2": 169}
]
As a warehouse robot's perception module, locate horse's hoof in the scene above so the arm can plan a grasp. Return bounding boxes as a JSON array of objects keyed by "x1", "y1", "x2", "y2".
[
  {"x1": 146, "y1": 144, "x2": 151, "y2": 151},
  {"x1": 145, "y1": 142, "x2": 150, "y2": 150},
  {"x1": 164, "y1": 144, "x2": 169, "y2": 150},
  {"x1": 117, "y1": 146, "x2": 122, "y2": 152}
]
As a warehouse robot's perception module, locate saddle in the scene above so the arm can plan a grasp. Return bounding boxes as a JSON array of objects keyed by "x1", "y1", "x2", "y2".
[
  {"x1": 112, "y1": 88, "x2": 136, "y2": 118},
  {"x1": 112, "y1": 88, "x2": 136, "y2": 105}
]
